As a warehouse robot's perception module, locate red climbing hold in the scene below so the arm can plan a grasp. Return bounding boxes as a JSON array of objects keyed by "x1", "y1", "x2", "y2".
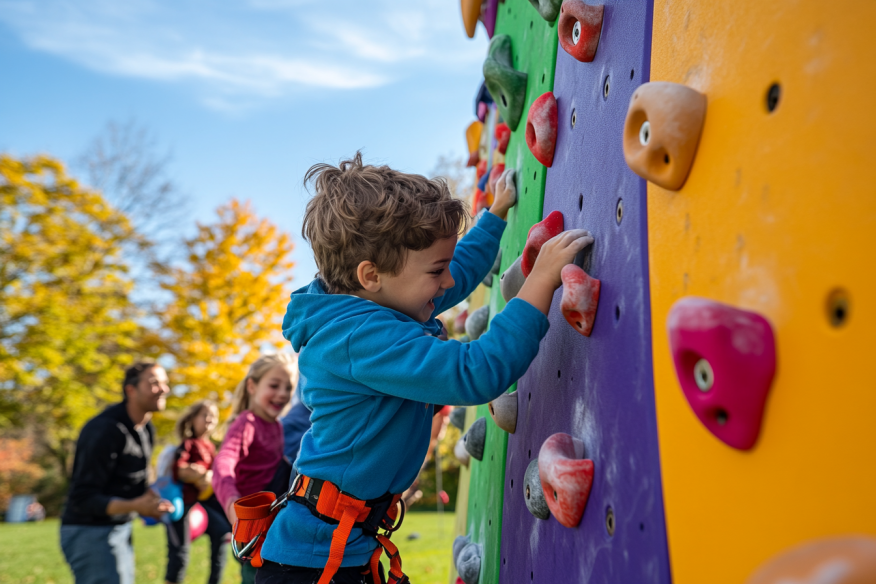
[
  {"x1": 487, "y1": 164, "x2": 505, "y2": 195},
  {"x1": 558, "y1": 1, "x2": 604, "y2": 63},
  {"x1": 560, "y1": 264, "x2": 600, "y2": 337},
  {"x1": 667, "y1": 297, "x2": 777, "y2": 451},
  {"x1": 454, "y1": 309, "x2": 468, "y2": 333},
  {"x1": 526, "y1": 92, "x2": 558, "y2": 167},
  {"x1": 476, "y1": 159, "x2": 488, "y2": 180},
  {"x1": 521, "y1": 211, "x2": 564, "y2": 277},
  {"x1": 538, "y1": 433, "x2": 593, "y2": 528},
  {"x1": 472, "y1": 189, "x2": 489, "y2": 216},
  {"x1": 495, "y1": 122, "x2": 511, "y2": 155}
]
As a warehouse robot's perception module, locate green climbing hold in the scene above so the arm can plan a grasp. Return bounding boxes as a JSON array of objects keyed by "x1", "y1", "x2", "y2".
[
  {"x1": 483, "y1": 35, "x2": 528, "y2": 131},
  {"x1": 528, "y1": 0, "x2": 563, "y2": 22}
]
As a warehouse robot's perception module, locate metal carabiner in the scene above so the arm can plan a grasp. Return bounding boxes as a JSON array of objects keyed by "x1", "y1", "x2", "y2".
[{"x1": 231, "y1": 522, "x2": 261, "y2": 560}]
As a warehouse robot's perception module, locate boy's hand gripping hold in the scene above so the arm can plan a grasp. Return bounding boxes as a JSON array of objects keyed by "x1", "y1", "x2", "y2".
[
  {"x1": 517, "y1": 229, "x2": 595, "y2": 315},
  {"x1": 489, "y1": 168, "x2": 517, "y2": 220}
]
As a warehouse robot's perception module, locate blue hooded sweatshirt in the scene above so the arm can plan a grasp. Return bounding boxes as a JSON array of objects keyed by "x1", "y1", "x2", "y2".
[{"x1": 260, "y1": 211, "x2": 550, "y2": 568}]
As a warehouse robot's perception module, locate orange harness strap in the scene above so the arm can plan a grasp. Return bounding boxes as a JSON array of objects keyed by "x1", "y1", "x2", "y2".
[
  {"x1": 291, "y1": 475, "x2": 407, "y2": 584},
  {"x1": 232, "y1": 492, "x2": 280, "y2": 568},
  {"x1": 232, "y1": 475, "x2": 408, "y2": 584}
]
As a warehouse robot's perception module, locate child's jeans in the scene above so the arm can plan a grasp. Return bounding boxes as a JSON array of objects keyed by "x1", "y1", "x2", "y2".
[
  {"x1": 255, "y1": 560, "x2": 377, "y2": 584},
  {"x1": 165, "y1": 496, "x2": 232, "y2": 584}
]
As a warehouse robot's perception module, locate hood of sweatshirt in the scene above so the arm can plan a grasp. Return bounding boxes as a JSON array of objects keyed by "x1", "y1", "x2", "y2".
[{"x1": 281, "y1": 278, "x2": 443, "y2": 352}]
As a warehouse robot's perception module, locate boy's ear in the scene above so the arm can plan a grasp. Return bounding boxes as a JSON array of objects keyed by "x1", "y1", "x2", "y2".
[{"x1": 356, "y1": 261, "x2": 382, "y2": 293}]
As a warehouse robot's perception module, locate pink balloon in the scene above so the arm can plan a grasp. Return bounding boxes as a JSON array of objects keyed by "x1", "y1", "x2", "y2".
[{"x1": 189, "y1": 503, "x2": 209, "y2": 540}]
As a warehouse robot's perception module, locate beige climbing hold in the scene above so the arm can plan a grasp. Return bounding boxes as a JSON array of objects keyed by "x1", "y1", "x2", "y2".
[{"x1": 488, "y1": 391, "x2": 518, "y2": 434}]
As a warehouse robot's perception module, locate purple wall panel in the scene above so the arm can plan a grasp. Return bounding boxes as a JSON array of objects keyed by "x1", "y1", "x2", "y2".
[{"x1": 498, "y1": 1, "x2": 671, "y2": 583}]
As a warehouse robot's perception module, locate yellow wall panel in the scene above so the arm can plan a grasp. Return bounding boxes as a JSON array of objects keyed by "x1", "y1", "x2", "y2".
[{"x1": 647, "y1": 1, "x2": 876, "y2": 582}]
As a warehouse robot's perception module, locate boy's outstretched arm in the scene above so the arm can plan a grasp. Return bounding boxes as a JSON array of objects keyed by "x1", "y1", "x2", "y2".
[
  {"x1": 434, "y1": 170, "x2": 518, "y2": 313},
  {"x1": 350, "y1": 229, "x2": 592, "y2": 406}
]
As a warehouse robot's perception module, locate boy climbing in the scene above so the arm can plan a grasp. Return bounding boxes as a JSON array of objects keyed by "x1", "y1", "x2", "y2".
[{"x1": 243, "y1": 153, "x2": 593, "y2": 584}]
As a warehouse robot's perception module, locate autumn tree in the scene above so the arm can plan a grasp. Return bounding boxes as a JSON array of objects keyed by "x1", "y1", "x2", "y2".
[
  {"x1": 0, "y1": 155, "x2": 144, "y2": 477},
  {"x1": 148, "y1": 199, "x2": 295, "y2": 437}
]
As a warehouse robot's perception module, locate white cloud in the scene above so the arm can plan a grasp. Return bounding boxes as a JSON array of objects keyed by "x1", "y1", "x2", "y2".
[{"x1": 0, "y1": 0, "x2": 486, "y2": 110}]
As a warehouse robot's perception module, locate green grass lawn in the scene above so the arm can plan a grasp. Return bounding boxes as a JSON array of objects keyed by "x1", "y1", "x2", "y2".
[{"x1": 0, "y1": 512, "x2": 455, "y2": 584}]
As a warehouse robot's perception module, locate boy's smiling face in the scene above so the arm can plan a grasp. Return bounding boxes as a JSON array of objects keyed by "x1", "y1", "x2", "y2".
[{"x1": 355, "y1": 236, "x2": 458, "y2": 322}]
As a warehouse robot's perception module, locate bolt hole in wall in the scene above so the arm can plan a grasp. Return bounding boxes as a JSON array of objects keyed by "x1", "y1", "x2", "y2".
[
  {"x1": 557, "y1": 370, "x2": 561, "y2": 379},
  {"x1": 603, "y1": 75, "x2": 610, "y2": 99},
  {"x1": 766, "y1": 82, "x2": 781, "y2": 113},
  {"x1": 616, "y1": 198, "x2": 624, "y2": 224},
  {"x1": 630, "y1": 69, "x2": 635, "y2": 80},
  {"x1": 639, "y1": 120, "x2": 650, "y2": 145},
  {"x1": 827, "y1": 288, "x2": 850, "y2": 327},
  {"x1": 571, "y1": 108, "x2": 577, "y2": 128},
  {"x1": 639, "y1": 522, "x2": 645, "y2": 532},
  {"x1": 578, "y1": 193, "x2": 584, "y2": 211},
  {"x1": 605, "y1": 507, "x2": 615, "y2": 536},
  {"x1": 693, "y1": 358, "x2": 714, "y2": 392},
  {"x1": 615, "y1": 305, "x2": 621, "y2": 322}
]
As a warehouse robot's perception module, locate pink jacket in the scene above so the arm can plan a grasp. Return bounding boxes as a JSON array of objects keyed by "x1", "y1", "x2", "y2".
[{"x1": 212, "y1": 411, "x2": 283, "y2": 512}]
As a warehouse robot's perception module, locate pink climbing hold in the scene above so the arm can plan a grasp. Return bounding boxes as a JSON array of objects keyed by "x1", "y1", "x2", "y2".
[
  {"x1": 526, "y1": 92, "x2": 558, "y2": 167},
  {"x1": 560, "y1": 264, "x2": 601, "y2": 337},
  {"x1": 538, "y1": 433, "x2": 594, "y2": 528},
  {"x1": 558, "y1": 0, "x2": 604, "y2": 63},
  {"x1": 495, "y1": 122, "x2": 511, "y2": 155},
  {"x1": 521, "y1": 211, "x2": 564, "y2": 277},
  {"x1": 667, "y1": 297, "x2": 777, "y2": 451}
]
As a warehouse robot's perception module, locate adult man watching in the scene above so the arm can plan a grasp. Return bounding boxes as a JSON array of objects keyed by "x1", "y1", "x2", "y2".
[{"x1": 60, "y1": 361, "x2": 175, "y2": 584}]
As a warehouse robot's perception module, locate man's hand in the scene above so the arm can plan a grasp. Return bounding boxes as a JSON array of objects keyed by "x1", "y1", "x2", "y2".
[
  {"x1": 133, "y1": 489, "x2": 174, "y2": 520},
  {"x1": 517, "y1": 230, "x2": 594, "y2": 315},
  {"x1": 489, "y1": 168, "x2": 517, "y2": 220}
]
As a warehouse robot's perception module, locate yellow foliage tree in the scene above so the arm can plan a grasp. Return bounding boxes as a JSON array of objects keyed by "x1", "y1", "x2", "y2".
[
  {"x1": 148, "y1": 199, "x2": 294, "y2": 437},
  {"x1": 0, "y1": 155, "x2": 143, "y2": 475}
]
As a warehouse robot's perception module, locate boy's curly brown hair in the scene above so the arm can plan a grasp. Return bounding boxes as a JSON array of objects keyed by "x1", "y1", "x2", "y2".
[{"x1": 302, "y1": 152, "x2": 469, "y2": 293}]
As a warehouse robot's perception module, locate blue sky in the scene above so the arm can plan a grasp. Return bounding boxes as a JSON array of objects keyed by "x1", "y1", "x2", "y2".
[{"x1": 0, "y1": 0, "x2": 488, "y2": 286}]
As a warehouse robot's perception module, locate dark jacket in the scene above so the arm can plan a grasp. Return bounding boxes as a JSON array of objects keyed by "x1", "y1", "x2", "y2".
[{"x1": 61, "y1": 402, "x2": 155, "y2": 526}]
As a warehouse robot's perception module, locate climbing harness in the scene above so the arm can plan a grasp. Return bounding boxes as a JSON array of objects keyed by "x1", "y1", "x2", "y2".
[{"x1": 232, "y1": 473, "x2": 408, "y2": 584}]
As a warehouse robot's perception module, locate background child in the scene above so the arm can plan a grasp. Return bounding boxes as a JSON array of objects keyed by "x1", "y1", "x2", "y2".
[
  {"x1": 213, "y1": 353, "x2": 297, "y2": 584},
  {"x1": 165, "y1": 400, "x2": 231, "y2": 584}
]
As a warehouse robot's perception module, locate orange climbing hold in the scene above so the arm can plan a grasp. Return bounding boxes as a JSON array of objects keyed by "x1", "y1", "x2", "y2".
[
  {"x1": 560, "y1": 264, "x2": 600, "y2": 337},
  {"x1": 465, "y1": 121, "x2": 483, "y2": 167},
  {"x1": 558, "y1": 0, "x2": 604, "y2": 63},
  {"x1": 494, "y1": 122, "x2": 511, "y2": 155},
  {"x1": 622, "y1": 81, "x2": 707, "y2": 190},
  {"x1": 526, "y1": 92, "x2": 558, "y2": 167},
  {"x1": 461, "y1": 0, "x2": 482, "y2": 39},
  {"x1": 746, "y1": 537, "x2": 876, "y2": 584},
  {"x1": 538, "y1": 433, "x2": 594, "y2": 528},
  {"x1": 521, "y1": 211, "x2": 564, "y2": 277}
]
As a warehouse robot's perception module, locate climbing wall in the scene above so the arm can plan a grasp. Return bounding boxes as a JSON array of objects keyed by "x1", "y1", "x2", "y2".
[
  {"x1": 497, "y1": 0, "x2": 672, "y2": 583},
  {"x1": 463, "y1": 2, "x2": 559, "y2": 584},
  {"x1": 642, "y1": 1, "x2": 876, "y2": 582}
]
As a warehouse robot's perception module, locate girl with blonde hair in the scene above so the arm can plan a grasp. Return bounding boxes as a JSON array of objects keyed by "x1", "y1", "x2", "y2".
[{"x1": 212, "y1": 353, "x2": 298, "y2": 584}]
